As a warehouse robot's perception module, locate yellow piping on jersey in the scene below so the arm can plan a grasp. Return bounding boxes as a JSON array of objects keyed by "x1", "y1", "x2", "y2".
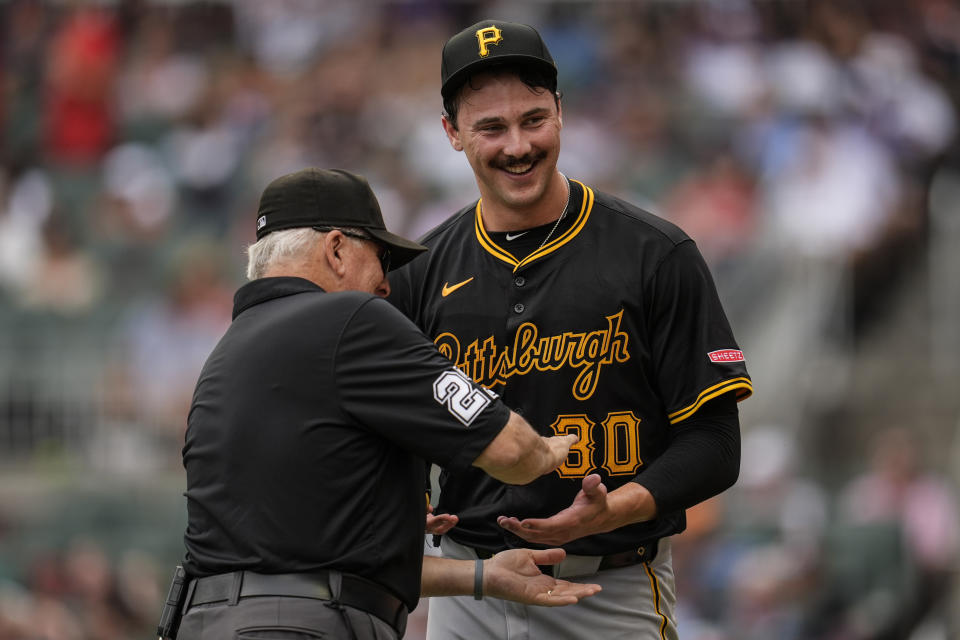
[
  {"x1": 474, "y1": 180, "x2": 594, "y2": 272},
  {"x1": 668, "y1": 377, "x2": 753, "y2": 424},
  {"x1": 474, "y1": 203, "x2": 520, "y2": 265}
]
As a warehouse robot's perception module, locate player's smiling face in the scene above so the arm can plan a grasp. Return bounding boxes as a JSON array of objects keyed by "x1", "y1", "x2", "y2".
[{"x1": 443, "y1": 71, "x2": 563, "y2": 221}]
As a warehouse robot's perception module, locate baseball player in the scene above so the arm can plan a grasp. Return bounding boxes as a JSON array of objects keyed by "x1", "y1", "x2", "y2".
[
  {"x1": 167, "y1": 169, "x2": 601, "y2": 640},
  {"x1": 388, "y1": 21, "x2": 753, "y2": 639}
]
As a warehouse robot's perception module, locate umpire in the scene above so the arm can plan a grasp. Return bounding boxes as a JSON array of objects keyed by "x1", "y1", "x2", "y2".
[{"x1": 169, "y1": 168, "x2": 594, "y2": 640}]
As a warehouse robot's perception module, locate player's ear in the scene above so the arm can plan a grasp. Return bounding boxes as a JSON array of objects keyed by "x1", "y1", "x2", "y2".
[
  {"x1": 442, "y1": 115, "x2": 464, "y2": 152},
  {"x1": 557, "y1": 99, "x2": 563, "y2": 129}
]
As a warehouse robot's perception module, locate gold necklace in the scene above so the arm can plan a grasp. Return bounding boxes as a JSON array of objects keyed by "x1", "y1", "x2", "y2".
[{"x1": 480, "y1": 174, "x2": 571, "y2": 252}]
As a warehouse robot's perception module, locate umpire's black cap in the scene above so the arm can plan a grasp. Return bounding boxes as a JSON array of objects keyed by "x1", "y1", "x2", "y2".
[
  {"x1": 441, "y1": 20, "x2": 557, "y2": 102},
  {"x1": 255, "y1": 168, "x2": 427, "y2": 270}
]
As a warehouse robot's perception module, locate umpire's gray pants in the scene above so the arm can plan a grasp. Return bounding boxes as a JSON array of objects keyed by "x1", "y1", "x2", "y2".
[
  {"x1": 426, "y1": 537, "x2": 678, "y2": 640},
  {"x1": 177, "y1": 595, "x2": 398, "y2": 640}
]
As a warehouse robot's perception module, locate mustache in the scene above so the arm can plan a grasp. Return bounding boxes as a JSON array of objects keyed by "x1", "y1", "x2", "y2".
[{"x1": 495, "y1": 151, "x2": 546, "y2": 169}]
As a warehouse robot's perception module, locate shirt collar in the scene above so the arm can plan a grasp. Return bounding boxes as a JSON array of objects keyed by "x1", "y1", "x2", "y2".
[
  {"x1": 474, "y1": 178, "x2": 594, "y2": 273},
  {"x1": 232, "y1": 276, "x2": 325, "y2": 319}
]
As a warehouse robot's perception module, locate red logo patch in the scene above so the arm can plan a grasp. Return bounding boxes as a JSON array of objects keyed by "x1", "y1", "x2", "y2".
[{"x1": 708, "y1": 349, "x2": 744, "y2": 363}]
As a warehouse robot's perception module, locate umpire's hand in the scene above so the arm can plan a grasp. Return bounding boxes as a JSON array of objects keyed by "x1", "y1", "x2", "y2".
[{"x1": 485, "y1": 548, "x2": 602, "y2": 606}]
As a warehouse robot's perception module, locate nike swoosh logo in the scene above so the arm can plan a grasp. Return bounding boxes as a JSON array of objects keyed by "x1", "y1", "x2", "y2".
[
  {"x1": 442, "y1": 277, "x2": 475, "y2": 297},
  {"x1": 505, "y1": 231, "x2": 529, "y2": 241}
]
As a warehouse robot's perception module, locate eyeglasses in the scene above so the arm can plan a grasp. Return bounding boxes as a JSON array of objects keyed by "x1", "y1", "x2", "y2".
[{"x1": 313, "y1": 226, "x2": 391, "y2": 274}]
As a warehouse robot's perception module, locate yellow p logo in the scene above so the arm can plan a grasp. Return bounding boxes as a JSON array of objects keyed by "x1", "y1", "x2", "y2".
[{"x1": 475, "y1": 26, "x2": 503, "y2": 58}]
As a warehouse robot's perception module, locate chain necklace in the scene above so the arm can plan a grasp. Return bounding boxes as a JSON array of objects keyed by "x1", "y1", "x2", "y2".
[
  {"x1": 480, "y1": 173, "x2": 571, "y2": 254},
  {"x1": 536, "y1": 173, "x2": 570, "y2": 251}
]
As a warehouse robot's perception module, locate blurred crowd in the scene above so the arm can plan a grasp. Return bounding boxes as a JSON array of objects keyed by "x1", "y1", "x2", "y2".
[
  {"x1": 0, "y1": 538, "x2": 161, "y2": 640},
  {"x1": 2, "y1": 1, "x2": 960, "y2": 639},
  {"x1": 672, "y1": 424, "x2": 959, "y2": 640}
]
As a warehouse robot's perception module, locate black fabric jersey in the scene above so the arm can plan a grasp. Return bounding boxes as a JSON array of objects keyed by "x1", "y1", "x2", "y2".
[
  {"x1": 182, "y1": 277, "x2": 510, "y2": 610},
  {"x1": 388, "y1": 178, "x2": 752, "y2": 556}
]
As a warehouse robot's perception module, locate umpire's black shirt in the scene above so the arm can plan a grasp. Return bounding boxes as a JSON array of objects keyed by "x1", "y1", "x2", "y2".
[{"x1": 183, "y1": 277, "x2": 510, "y2": 610}]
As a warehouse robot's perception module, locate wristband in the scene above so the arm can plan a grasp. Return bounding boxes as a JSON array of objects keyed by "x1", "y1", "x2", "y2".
[{"x1": 473, "y1": 558, "x2": 483, "y2": 600}]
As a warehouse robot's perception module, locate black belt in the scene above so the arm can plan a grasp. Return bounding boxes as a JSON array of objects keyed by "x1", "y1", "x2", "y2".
[
  {"x1": 474, "y1": 540, "x2": 659, "y2": 576},
  {"x1": 598, "y1": 540, "x2": 659, "y2": 571},
  {"x1": 185, "y1": 570, "x2": 407, "y2": 636}
]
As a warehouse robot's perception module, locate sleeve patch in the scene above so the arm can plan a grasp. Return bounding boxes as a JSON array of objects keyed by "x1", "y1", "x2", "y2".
[
  {"x1": 708, "y1": 349, "x2": 745, "y2": 363},
  {"x1": 432, "y1": 368, "x2": 498, "y2": 426}
]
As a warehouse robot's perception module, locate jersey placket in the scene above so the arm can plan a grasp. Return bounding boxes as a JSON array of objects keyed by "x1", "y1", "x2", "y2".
[
  {"x1": 504, "y1": 264, "x2": 532, "y2": 354},
  {"x1": 471, "y1": 181, "x2": 594, "y2": 418}
]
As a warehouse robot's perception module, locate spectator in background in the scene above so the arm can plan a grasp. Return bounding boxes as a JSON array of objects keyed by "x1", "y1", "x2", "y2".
[
  {"x1": 672, "y1": 426, "x2": 829, "y2": 640},
  {"x1": 761, "y1": 115, "x2": 900, "y2": 261},
  {"x1": 43, "y1": 6, "x2": 120, "y2": 166},
  {"x1": 114, "y1": 240, "x2": 233, "y2": 443},
  {"x1": 92, "y1": 250, "x2": 228, "y2": 469},
  {"x1": 164, "y1": 94, "x2": 244, "y2": 235},
  {"x1": 661, "y1": 148, "x2": 758, "y2": 271},
  {"x1": 4, "y1": 0, "x2": 51, "y2": 158},
  {"x1": 116, "y1": 11, "x2": 208, "y2": 141},
  {"x1": 836, "y1": 427, "x2": 960, "y2": 639},
  {"x1": 1, "y1": 538, "x2": 162, "y2": 640},
  {"x1": 0, "y1": 167, "x2": 53, "y2": 299},
  {"x1": 97, "y1": 142, "x2": 177, "y2": 247},
  {"x1": 0, "y1": 167, "x2": 103, "y2": 316},
  {"x1": 17, "y1": 212, "x2": 104, "y2": 316}
]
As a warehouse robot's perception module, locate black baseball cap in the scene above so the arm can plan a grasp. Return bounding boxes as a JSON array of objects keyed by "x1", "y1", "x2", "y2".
[
  {"x1": 440, "y1": 20, "x2": 557, "y2": 102},
  {"x1": 255, "y1": 168, "x2": 427, "y2": 270}
]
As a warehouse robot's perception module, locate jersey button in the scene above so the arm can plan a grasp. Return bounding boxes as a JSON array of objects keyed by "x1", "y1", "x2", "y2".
[
  {"x1": 513, "y1": 303, "x2": 525, "y2": 314},
  {"x1": 514, "y1": 276, "x2": 526, "y2": 288}
]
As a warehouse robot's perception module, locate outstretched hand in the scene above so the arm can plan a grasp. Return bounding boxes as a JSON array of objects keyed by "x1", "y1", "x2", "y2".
[
  {"x1": 543, "y1": 433, "x2": 580, "y2": 474},
  {"x1": 425, "y1": 504, "x2": 458, "y2": 535},
  {"x1": 497, "y1": 474, "x2": 611, "y2": 546},
  {"x1": 485, "y1": 548, "x2": 601, "y2": 606}
]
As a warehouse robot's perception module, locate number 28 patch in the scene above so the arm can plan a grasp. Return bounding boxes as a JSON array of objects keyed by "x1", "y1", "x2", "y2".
[{"x1": 433, "y1": 368, "x2": 499, "y2": 426}]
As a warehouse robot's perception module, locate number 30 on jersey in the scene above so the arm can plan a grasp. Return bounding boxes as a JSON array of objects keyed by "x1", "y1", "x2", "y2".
[{"x1": 550, "y1": 412, "x2": 644, "y2": 478}]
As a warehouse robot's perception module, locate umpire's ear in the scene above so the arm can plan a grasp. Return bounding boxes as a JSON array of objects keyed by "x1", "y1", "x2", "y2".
[
  {"x1": 322, "y1": 229, "x2": 349, "y2": 279},
  {"x1": 441, "y1": 115, "x2": 464, "y2": 152}
]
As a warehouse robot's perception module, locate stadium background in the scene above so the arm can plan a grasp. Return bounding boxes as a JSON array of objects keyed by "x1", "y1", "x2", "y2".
[{"x1": 2, "y1": 0, "x2": 960, "y2": 638}]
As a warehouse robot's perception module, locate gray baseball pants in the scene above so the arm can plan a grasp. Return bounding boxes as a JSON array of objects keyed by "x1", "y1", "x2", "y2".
[{"x1": 425, "y1": 537, "x2": 679, "y2": 640}]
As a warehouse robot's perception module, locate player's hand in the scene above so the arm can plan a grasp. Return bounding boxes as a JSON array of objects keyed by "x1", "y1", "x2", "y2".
[
  {"x1": 484, "y1": 548, "x2": 601, "y2": 606},
  {"x1": 542, "y1": 433, "x2": 579, "y2": 474},
  {"x1": 497, "y1": 474, "x2": 611, "y2": 546},
  {"x1": 425, "y1": 504, "x2": 458, "y2": 535}
]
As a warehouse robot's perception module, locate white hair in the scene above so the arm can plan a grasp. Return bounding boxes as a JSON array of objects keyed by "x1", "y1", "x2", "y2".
[
  {"x1": 245, "y1": 228, "x2": 320, "y2": 280},
  {"x1": 245, "y1": 226, "x2": 369, "y2": 280}
]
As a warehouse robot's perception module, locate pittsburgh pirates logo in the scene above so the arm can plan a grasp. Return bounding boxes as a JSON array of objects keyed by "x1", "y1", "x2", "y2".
[{"x1": 475, "y1": 26, "x2": 502, "y2": 57}]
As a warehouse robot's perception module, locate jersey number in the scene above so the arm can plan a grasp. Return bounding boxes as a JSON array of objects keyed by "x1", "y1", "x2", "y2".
[
  {"x1": 433, "y1": 369, "x2": 494, "y2": 426},
  {"x1": 549, "y1": 412, "x2": 643, "y2": 478}
]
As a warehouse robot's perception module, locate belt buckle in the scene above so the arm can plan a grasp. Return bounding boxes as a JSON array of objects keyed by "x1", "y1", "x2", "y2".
[{"x1": 552, "y1": 554, "x2": 602, "y2": 579}]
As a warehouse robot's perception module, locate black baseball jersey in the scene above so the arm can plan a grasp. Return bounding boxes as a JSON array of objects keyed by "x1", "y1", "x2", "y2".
[
  {"x1": 388, "y1": 178, "x2": 752, "y2": 556},
  {"x1": 183, "y1": 276, "x2": 510, "y2": 610}
]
